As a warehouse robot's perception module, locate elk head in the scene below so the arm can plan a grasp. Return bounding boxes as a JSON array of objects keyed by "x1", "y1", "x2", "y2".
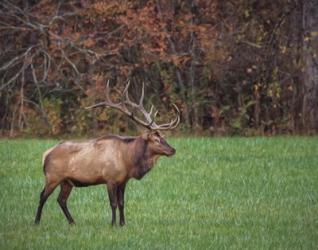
[{"x1": 142, "y1": 131, "x2": 176, "y2": 157}]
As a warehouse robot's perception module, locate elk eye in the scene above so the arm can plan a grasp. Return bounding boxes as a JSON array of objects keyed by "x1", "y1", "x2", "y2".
[{"x1": 155, "y1": 138, "x2": 160, "y2": 144}]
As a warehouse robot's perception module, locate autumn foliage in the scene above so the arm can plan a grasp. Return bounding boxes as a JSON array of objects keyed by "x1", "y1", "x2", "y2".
[{"x1": 0, "y1": 0, "x2": 317, "y2": 136}]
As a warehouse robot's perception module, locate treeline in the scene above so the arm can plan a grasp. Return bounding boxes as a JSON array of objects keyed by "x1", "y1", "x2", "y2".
[{"x1": 0, "y1": 0, "x2": 317, "y2": 136}]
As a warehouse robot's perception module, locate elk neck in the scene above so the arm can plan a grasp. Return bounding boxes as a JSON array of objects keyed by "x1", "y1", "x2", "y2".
[{"x1": 127, "y1": 136, "x2": 158, "y2": 180}]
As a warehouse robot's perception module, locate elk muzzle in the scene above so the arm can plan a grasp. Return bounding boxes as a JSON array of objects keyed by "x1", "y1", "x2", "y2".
[
  {"x1": 161, "y1": 141, "x2": 176, "y2": 156},
  {"x1": 166, "y1": 146, "x2": 176, "y2": 156}
]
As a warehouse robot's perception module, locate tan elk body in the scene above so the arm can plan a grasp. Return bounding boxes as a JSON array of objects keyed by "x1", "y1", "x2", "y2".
[
  {"x1": 43, "y1": 133, "x2": 173, "y2": 186},
  {"x1": 35, "y1": 81, "x2": 179, "y2": 226}
]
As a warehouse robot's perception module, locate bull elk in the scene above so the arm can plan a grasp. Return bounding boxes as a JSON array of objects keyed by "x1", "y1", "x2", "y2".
[{"x1": 34, "y1": 81, "x2": 180, "y2": 226}]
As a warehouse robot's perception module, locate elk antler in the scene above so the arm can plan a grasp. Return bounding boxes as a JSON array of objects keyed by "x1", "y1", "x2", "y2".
[{"x1": 86, "y1": 80, "x2": 180, "y2": 130}]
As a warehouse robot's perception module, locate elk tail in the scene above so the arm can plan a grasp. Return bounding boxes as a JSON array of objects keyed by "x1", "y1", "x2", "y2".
[{"x1": 42, "y1": 147, "x2": 55, "y2": 174}]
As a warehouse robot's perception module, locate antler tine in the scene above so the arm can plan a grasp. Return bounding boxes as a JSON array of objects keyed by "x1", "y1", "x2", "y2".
[
  {"x1": 146, "y1": 110, "x2": 159, "y2": 127},
  {"x1": 123, "y1": 80, "x2": 140, "y2": 109},
  {"x1": 105, "y1": 79, "x2": 112, "y2": 104},
  {"x1": 170, "y1": 104, "x2": 180, "y2": 128},
  {"x1": 149, "y1": 105, "x2": 155, "y2": 116},
  {"x1": 169, "y1": 104, "x2": 181, "y2": 129},
  {"x1": 122, "y1": 81, "x2": 154, "y2": 126},
  {"x1": 85, "y1": 102, "x2": 108, "y2": 109},
  {"x1": 152, "y1": 104, "x2": 180, "y2": 130},
  {"x1": 86, "y1": 80, "x2": 116, "y2": 109},
  {"x1": 86, "y1": 80, "x2": 122, "y2": 110},
  {"x1": 139, "y1": 82, "x2": 145, "y2": 107},
  {"x1": 153, "y1": 110, "x2": 159, "y2": 121},
  {"x1": 123, "y1": 80, "x2": 130, "y2": 102}
]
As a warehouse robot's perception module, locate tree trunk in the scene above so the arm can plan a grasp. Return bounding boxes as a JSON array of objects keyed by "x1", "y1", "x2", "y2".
[{"x1": 302, "y1": 0, "x2": 318, "y2": 133}]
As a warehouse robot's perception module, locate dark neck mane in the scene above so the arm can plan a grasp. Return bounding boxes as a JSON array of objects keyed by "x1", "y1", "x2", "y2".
[{"x1": 129, "y1": 137, "x2": 157, "y2": 180}]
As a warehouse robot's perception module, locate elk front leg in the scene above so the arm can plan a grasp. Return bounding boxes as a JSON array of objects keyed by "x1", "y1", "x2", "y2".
[
  {"x1": 107, "y1": 183, "x2": 118, "y2": 226},
  {"x1": 117, "y1": 183, "x2": 126, "y2": 226}
]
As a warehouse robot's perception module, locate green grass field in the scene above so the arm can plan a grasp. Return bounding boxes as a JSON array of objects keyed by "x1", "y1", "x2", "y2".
[{"x1": 0, "y1": 137, "x2": 317, "y2": 249}]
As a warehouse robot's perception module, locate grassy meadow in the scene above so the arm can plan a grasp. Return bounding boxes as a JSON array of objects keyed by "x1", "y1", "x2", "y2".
[{"x1": 0, "y1": 137, "x2": 317, "y2": 249}]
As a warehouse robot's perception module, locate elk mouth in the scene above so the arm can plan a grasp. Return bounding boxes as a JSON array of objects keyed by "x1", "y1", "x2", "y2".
[{"x1": 165, "y1": 147, "x2": 176, "y2": 157}]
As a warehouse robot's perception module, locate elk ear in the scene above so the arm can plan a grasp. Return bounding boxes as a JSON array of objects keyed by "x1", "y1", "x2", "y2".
[
  {"x1": 150, "y1": 131, "x2": 161, "y2": 139},
  {"x1": 147, "y1": 130, "x2": 161, "y2": 142},
  {"x1": 141, "y1": 130, "x2": 151, "y2": 140}
]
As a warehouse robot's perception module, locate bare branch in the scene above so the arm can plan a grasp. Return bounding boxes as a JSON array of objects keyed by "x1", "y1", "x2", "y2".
[
  {"x1": 0, "y1": 65, "x2": 25, "y2": 91},
  {"x1": 40, "y1": 50, "x2": 52, "y2": 82},
  {"x1": 0, "y1": 46, "x2": 35, "y2": 71},
  {"x1": 60, "y1": 48, "x2": 80, "y2": 75}
]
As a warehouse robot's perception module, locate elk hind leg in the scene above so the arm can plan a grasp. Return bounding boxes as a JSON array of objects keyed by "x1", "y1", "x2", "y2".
[
  {"x1": 57, "y1": 181, "x2": 75, "y2": 224},
  {"x1": 35, "y1": 181, "x2": 59, "y2": 224}
]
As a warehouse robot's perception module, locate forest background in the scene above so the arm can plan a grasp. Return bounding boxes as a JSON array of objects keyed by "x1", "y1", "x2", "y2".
[{"x1": 1, "y1": 0, "x2": 317, "y2": 137}]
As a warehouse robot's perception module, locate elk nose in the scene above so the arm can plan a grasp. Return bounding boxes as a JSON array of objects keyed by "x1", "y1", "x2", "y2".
[{"x1": 170, "y1": 147, "x2": 176, "y2": 156}]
